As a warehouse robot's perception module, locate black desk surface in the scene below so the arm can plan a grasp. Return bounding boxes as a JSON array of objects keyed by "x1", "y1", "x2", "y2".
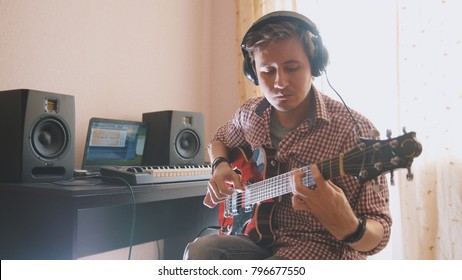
[{"x1": 0, "y1": 178, "x2": 217, "y2": 259}]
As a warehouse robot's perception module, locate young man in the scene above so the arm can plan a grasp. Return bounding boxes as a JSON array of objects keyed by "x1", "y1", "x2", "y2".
[{"x1": 184, "y1": 11, "x2": 391, "y2": 259}]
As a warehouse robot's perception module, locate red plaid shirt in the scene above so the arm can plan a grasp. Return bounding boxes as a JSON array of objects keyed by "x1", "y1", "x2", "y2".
[{"x1": 211, "y1": 87, "x2": 392, "y2": 259}]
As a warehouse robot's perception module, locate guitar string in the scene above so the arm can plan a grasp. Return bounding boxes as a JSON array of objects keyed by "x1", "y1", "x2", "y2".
[
  {"x1": 225, "y1": 146, "x2": 376, "y2": 211},
  {"x1": 224, "y1": 142, "x2": 392, "y2": 212},
  {"x1": 228, "y1": 157, "x2": 396, "y2": 209},
  {"x1": 227, "y1": 142, "x2": 374, "y2": 206},
  {"x1": 225, "y1": 160, "x2": 393, "y2": 212},
  {"x1": 226, "y1": 166, "x2": 313, "y2": 211}
]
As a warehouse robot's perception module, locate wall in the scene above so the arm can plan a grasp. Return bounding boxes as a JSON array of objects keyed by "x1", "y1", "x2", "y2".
[
  {"x1": 0, "y1": 0, "x2": 239, "y2": 168},
  {"x1": 0, "y1": 0, "x2": 237, "y2": 259}
]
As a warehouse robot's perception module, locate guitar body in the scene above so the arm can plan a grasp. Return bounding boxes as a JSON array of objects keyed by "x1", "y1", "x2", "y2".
[{"x1": 219, "y1": 146, "x2": 286, "y2": 246}]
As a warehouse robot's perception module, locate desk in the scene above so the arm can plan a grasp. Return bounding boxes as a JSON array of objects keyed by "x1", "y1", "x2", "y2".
[{"x1": 0, "y1": 179, "x2": 217, "y2": 260}]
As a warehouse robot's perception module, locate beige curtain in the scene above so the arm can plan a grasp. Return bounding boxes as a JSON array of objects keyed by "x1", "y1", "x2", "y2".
[
  {"x1": 235, "y1": 0, "x2": 264, "y2": 104},
  {"x1": 235, "y1": 0, "x2": 462, "y2": 259}
]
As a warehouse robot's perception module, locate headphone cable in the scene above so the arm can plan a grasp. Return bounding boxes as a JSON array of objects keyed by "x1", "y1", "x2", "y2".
[{"x1": 324, "y1": 69, "x2": 362, "y2": 139}]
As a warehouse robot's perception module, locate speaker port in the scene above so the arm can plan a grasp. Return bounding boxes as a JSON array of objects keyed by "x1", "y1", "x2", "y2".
[{"x1": 32, "y1": 166, "x2": 66, "y2": 177}]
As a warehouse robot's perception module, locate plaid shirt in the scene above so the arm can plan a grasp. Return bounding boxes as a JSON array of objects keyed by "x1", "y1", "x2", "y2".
[{"x1": 211, "y1": 87, "x2": 392, "y2": 259}]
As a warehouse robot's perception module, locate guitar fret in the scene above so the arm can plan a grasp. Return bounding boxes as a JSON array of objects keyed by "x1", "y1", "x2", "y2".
[
  {"x1": 224, "y1": 165, "x2": 317, "y2": 217},
  {"x1": 247, "y1": 172, "x2": 294, "y2": 205}
]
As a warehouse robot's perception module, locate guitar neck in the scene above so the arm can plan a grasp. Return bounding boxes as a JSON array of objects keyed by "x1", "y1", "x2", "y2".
[
  {"x1": 230, "y1": 156, "x2": 345, "y2": 209},
  {"x1": 318, "y1": 154, "x2": 345, "y2": 182},
  {"x1": 242, "y1": 166, "x2": 315, "y2": 205}
]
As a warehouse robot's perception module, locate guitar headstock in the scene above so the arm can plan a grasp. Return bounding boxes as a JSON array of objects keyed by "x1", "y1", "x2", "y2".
[{"x1": 343, "y1": 130, "x2": 422, "y2": 185}]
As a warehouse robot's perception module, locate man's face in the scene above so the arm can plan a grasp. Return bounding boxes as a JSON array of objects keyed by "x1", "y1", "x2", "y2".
[{"x1": 254, "y1": 35, "x2": 313, "y2": 113}]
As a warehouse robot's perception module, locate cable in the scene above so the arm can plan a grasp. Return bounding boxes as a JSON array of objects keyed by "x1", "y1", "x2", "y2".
[
  {"x1": 320, "y1": 70, "x2": 371, "y2": 258},
  {"x1": 156, "y1": 240, "x2": 162, "y2": 260},
  {"x1": 52, "y1": 175, "x2": 103, "y2": 186},
  {"x1": 324, "y1": 69, "x2": 362, "y2": 139},
  {"x1": 53, "y1": 174, "x2": 137, "y2": 260},
  {"x1": 196, "y1": 226, "x2": 222, "y2": 238}
]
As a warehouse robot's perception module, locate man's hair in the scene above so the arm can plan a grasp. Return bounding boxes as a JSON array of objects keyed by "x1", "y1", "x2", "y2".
[{"x1": 244, "y1": 20, "x2": 317, "y2": 72}]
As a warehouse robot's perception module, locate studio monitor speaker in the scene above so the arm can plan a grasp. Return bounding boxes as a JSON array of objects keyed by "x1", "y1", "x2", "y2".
[
  {"x1": 142, "y1": 110, "x2": 205, "y2": 166},
  {"x1": 0, "y1": 89, "x2": 75, "y2": 183}
]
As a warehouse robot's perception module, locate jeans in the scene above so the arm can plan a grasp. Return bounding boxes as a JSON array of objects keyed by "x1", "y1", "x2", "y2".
[{"x1": 183, "y1": 234, "x2": 284, "y2": 260}]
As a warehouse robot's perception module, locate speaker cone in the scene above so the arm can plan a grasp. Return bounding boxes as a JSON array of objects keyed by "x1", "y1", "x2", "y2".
[
  {"x1": 31, "y1": 117, "x2": 70, "y2": 159},
  {"x1": 175, "y1": 129, "x2": 200, "y2": 159}
]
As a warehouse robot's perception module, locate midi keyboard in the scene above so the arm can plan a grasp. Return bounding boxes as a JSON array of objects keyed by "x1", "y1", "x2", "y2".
[{"x1": 100, "y1": 165, "x2": 212, "y2": 185}]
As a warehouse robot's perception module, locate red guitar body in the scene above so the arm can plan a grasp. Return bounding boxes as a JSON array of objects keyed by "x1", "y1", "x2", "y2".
[{"x1": 218, "y1": 146, "x2": 286, "y2": 246}]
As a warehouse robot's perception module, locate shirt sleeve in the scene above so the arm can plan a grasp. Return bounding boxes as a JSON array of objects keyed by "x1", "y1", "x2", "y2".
[
  {"x1": 335, "y1": 174, "x2": 392, "y2": 255},
  {"x1": 335, "y1": 113, "x2": 393, "y2": 255},
  {"x1": 209, "y1": 103, "x2": 249, "y2": 149}
]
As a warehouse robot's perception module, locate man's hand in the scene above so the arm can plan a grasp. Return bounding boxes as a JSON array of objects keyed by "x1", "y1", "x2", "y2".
[
  {"x1": 290, "y1": 164, "x2": 358, "y2": 240},
  {"x1": 203, "y1": 163, "x2": 243, "y2": 208}
]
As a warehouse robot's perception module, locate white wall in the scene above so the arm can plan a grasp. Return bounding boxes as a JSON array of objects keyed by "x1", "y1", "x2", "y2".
[
  {"x1": 0, "y1": 0, "x2": 239, "y2": 168},
  {"x1": 0, "y1": 0, "x2": 238, "y2": 259}
]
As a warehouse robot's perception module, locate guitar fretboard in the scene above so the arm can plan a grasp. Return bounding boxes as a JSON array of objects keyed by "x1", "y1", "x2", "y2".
[{"x1": 224, "y1": 165, "x2": 314, "y2": 216}]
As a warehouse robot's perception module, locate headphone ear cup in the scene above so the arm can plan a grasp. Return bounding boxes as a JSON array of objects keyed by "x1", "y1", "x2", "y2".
[
  {"x1": 312, "y1": 36, "x2": 329, "y2": 77},
  {"x1": 242, "y1": 49, "x2": 259, "y2": 85}
]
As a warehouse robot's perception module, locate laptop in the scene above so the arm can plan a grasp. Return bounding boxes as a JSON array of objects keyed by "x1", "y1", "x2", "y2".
[{"x1": 81, "y1": 118, "x2": 147, "y2": 174}]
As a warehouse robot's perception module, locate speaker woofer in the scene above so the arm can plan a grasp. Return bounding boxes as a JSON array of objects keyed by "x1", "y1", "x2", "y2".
[
  {"x1": 175, "y1": 129, "x2": 200, "y2": 159},
  {"x1": 30, "y1": 117, "x2": 69, "y2": 159}
]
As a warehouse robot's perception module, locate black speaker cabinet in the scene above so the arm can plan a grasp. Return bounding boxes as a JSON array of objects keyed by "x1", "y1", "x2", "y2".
[
  {"x1": 0, "y1": 89, "x2": 75, "y2": 183},
  {"x1": 142, "y1": 110, "x2": 205, "y2": 166}
]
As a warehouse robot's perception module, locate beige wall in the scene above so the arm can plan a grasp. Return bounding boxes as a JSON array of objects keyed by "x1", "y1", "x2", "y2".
[{"x1": 0, "y1": 0, "x2": 238, "y2": 167}]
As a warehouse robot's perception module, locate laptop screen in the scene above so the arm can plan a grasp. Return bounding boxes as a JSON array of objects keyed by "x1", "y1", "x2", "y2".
[{"x1": 81, "y1": 118, "x2": 147, "y2": 173}]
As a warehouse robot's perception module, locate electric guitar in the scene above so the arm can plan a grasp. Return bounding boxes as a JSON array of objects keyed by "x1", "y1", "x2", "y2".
[{"x1": 218, "y1": 130, "x2": 422, "y2": 245}]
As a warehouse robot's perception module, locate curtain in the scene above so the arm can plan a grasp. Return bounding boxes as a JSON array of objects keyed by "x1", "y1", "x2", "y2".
[
  {"x1": 235, "y1": 0, "x2": 266, "y2": 104},
  {"x1": 235, "y1": 0, "x2": 462, "y2": 259}
]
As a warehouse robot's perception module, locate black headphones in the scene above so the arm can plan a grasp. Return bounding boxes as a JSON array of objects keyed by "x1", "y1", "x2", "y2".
[{"x1": 241, "y1": 11, "x2": 329, "y2": 85}]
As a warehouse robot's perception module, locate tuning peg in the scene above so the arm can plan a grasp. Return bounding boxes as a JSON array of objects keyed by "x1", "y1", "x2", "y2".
[
  {"x1": 386, "y1": 129, "x2": 392, "y2": 139},
  {"x1": 374, "y1": 162, "x2": 384, "y2": 171},
  {"x1": 406, "y1": 166, "x2": 414, "y2": 181},
  {"x1": 389, "y1": 170, "x2": 395, "y2": 186},
  {"x1": 359, "y1": 169, "x2": 369, "y2": 180}
]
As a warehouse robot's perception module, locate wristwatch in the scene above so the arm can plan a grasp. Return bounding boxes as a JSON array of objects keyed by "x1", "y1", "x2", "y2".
[{"x1": 342, "y1": 215, "x2": 367, "y2": 244}]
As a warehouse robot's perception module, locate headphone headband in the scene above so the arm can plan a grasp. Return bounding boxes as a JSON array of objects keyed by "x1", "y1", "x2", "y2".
[{"x1": 243, "y1": 11, "x2": 320, "y2": 42}]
